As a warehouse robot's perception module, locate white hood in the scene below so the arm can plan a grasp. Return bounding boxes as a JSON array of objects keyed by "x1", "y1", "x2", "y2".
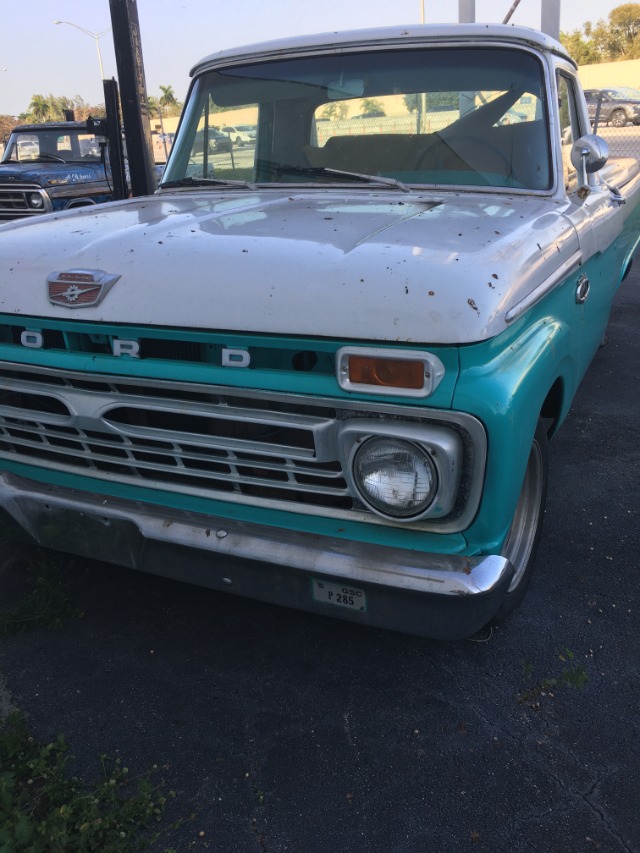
[{"x1": 0, "y1": 188, "x2": 579, "y2": 344}]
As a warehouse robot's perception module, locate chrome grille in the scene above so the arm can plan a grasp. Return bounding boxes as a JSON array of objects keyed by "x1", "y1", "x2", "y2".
[
  {"x1": 0, "y1": 364, "x2": 351, "y2": 512},
  {"x1": 0, "y1": 183, "x2": 51, "y2": 220},
  {"x1": 0, "y1": 362, "x2": 486, "y2": 530}
]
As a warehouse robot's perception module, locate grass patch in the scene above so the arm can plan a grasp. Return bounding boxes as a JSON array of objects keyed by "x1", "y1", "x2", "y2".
[
  {"x1": 520, "y1": 647, "x2": 589, "y2": 706},
  {"x1": 213, "y1": 166, "x2": 255, "y2": 181},
  {"x1": 0, "y1": 546, "x2": 183, "y2": 849},
  {"x1": 0, "y1": 712, "x2": 178, "y2": 852}
]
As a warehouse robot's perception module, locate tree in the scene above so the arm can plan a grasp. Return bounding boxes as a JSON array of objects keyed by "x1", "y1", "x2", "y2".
[
  {"x1": 158, "y1": 84, "x2": 180, "y2": 115},
  {"x1": 20, "y1": 93, "x2": 105, "y2": 124},
  {"x1": 321, "y1": 102, "x2": 349, "y2": 120},
  {"x1": 359, "y1": 98, "x2": 385, "y2": 116},
  {"x1": 404, "y1": 94, "x2": 421, "y2": 113},
  {"x1": 28, "y1": 94, "x2": 49, "y2": 122},
  {"x1": 0, "y1": 115, "x2": 16, "y2": 142},
  {"x1": 561, "y1": 3, "x2": 640, "y2": 62},
  {"x1": 610, "y1": 3, "x2": 640, "y2": 43},
  {"x1": 560, "y1": 29, "x2": 601, "y2": 64}
]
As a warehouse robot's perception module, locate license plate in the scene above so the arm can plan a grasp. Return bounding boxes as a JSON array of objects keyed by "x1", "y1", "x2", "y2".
[{"x1": 312, "y1": 579, "x2": 367, "y2": 612}]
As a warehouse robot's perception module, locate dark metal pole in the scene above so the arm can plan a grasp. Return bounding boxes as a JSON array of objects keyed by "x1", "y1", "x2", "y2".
[
  {"x1": 102, "y1": 78, "x2": 128, "y2": 200},
  {"x1": 108, "y1": 0, "x2": 156, "y2": 196}
]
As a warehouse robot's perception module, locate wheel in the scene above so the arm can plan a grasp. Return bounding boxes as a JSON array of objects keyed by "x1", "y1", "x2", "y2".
[
  {"x1": 610, "y1": 109, "x2": 627, "y2": 128},
  {"x1": 417, "y1": 135, "x2": 511, "y2": 174},
  {"x1": 491, "y1": 418, "x2": 548, "y2": 623}
]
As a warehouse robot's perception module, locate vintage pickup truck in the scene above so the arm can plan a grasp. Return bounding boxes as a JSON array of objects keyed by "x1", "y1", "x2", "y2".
[
  {"x1": 0, "y1": 121, "x2": 114, "y2": 222},
  {"x1": 0, "y1": 24, "x2": 638, "y2": 640}
]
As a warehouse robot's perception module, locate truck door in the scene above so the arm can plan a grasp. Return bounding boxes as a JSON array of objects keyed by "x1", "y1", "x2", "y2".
[{"x1": 556, "y1": 70, "x2": 625, "y2": 367}]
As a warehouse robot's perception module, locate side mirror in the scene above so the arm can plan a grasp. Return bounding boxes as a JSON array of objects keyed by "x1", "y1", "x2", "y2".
[{"x1": 570, "y1": 134, "x2": 609, "y2": 187}]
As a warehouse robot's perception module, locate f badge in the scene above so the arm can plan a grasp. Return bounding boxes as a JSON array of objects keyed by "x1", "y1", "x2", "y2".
[{"x1": 47, "y1": 269, "x2": 121, "y2": 308}]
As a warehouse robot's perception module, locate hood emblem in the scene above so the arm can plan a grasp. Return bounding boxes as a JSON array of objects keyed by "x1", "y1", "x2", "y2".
[{"x1": 47, "y1": 269, "x2": 121, "y2": 308}]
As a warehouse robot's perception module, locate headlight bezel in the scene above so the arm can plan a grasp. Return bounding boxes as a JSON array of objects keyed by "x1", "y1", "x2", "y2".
[
  {"x1": 26, "y1": 191, "x2": 46, "y2": 209},
  {"x1": 338, "y1": 420, "x2": 463, "y2": 523}
]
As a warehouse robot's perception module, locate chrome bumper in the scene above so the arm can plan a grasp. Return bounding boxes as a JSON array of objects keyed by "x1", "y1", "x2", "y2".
[{"x1": 0, "y1": 472, "x2": 513, "y2": 640}]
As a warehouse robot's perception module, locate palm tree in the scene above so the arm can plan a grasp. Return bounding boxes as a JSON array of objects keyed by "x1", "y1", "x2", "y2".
[
  {"x1": 28, "y1": 94, "x2": 49, "y2": 122},
  {"x1": 159, "y1": 85, "x2": 178, "y2": 114}
]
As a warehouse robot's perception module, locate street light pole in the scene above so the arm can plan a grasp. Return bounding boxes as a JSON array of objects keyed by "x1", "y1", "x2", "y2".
[{"x1": 54, "y1": 20, "x2": 111, "y2": 81}]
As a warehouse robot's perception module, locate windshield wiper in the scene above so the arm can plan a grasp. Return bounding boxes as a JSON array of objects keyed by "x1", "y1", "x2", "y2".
[
  {"x1": 159, "y1": 176, "x2": 256, "y2": 190},
  {"x1": 260, "y1": 163, "x2": 411, "y2": 193}
]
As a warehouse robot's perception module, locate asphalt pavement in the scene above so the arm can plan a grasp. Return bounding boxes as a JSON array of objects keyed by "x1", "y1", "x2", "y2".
[{"x1": 1, "y1": 269, "x2": 639, "y2": 853}]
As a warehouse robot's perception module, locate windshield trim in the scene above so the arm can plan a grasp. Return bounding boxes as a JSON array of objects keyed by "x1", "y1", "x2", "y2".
[{"x1": 165, "y1": 43, "x2": 552, "y2": 195}]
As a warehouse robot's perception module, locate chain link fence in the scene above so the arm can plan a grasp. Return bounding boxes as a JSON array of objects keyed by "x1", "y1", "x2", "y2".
[
  {"x1": 591, "y1": 124, "x2": 640, "y2": 161},
  {"x1": 210, "y1": 107, "x2": 640, "y2": 176}
]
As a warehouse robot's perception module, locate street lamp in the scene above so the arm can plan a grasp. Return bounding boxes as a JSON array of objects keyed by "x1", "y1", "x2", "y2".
[{"x1": 54, "y1": 20, "x2": 111, "y2": 81}]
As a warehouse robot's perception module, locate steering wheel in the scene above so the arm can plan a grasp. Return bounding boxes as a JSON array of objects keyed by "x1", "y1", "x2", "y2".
[{"x1": 417, "y1": 135, "x2": 510, "y2": 174}]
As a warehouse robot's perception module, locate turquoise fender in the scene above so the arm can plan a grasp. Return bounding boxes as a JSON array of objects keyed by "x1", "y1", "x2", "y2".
[{"x1": 452, "y1": 250, "x2": 619, "y2": 556}]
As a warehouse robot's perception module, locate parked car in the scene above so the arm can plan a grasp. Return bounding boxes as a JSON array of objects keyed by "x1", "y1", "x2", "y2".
[
  {"x1": 193, "y1": 128, "x2": 232, "y2": 154},
  {"x1": 585, "y1": 87, "x2": 640, "y2": 127},
  {"x1": 1, "y1": 24, "x2": 639, "y2": 640},
  {"x1": 210, "y1": 129, "x2": 233, "y2": 152},
  {"x1": 219, "y1": 126, "x2": 253, "y2": 146},
  {"x1": 236, "y1": 124, "x2": 257, "y2": 140}
]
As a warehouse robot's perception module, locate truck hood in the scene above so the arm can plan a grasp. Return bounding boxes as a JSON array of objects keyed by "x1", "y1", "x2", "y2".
[
  {"x1": 0, "y1": 161, "x2": 108, "y2": 188},
  {"x1": 0, "y1": 188, "x2": 579, "y2": 344}
]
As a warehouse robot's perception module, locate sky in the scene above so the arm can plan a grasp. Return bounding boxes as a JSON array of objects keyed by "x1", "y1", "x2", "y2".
[{"x1": 0, "y1": 0, "x2": 627, "y2": 118}]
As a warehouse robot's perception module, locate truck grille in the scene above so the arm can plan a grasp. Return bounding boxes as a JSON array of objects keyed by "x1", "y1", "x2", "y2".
[
  {"x1": 0, "y1": 363, "x2": 355, "y2": 513},
  {"x1": 0, "y1": 183, "x2": 51, "y2": 220},
  {"x1": 0, "y1": 363, "x2": 485, "y2": 530}
]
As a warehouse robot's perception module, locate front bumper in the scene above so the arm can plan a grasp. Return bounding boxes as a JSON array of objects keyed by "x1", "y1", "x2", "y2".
[{"x1": 0, "y1": 471, "x2": 513, "y2": 641}]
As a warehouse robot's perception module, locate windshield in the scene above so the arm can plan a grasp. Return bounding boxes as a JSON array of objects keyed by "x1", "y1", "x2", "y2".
[
  {"x1": 1, "y1": 129, "x2": 103, "y2": 164},
  {"x1": 608, "y1": 87, "x2": 640, "y2": 101},
  {"x1": 163, "y1": 45, "x2": 551, "y2": 191}
]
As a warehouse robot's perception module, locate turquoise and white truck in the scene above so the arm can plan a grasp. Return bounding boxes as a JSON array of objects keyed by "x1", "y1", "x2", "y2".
[{"x1": 0, "y1": 24, "x2": 638, "y2": 639}]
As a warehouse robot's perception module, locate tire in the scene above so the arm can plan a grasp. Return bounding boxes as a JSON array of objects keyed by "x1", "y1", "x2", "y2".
[
  {"x1": 610, "y1": 109, "x2": 627, "y2": 128},
  {"x1": 491, "y1": 417, "x2": 548, "y2": 623}
]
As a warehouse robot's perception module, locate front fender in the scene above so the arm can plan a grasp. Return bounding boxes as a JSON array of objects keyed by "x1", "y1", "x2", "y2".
[{"x1": 453, "y1": 312, "x2": 577, "y2": 554}]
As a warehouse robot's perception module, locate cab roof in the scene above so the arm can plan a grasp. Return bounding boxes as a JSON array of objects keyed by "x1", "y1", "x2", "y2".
[{"x1": 191, "y1": 22, "x2": 574, "y2": 76}]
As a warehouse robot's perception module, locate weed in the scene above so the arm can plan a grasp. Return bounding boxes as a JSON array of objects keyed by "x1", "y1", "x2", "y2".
[
  {"x1": 519, "y1": 647, "x2": 589, "y2": 705},
  {"x1": 0, "y1": 711, "x2": 178, "y2": 852},
  {"x1": 556, "y1": 648, "x2": 589, "y2": 691},
  {"x1": 520, "y1": 658, "x2": 534, "y2": 683}
]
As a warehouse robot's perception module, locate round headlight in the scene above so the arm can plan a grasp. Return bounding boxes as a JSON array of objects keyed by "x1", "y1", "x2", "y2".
[
  {"x1": 353, "y1": 437, "x2": 438, "y2": 519},
  {"x1": 27, "y1": 193, "x2": 44, "y2": 209}
]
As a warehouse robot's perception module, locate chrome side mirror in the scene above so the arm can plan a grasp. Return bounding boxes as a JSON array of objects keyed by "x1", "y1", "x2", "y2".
[{"x1": 570, "y1": 134, "x2": 609, "y2": 188}]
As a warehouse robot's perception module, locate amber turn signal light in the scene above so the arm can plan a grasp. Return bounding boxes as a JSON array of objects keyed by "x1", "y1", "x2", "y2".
[
  {"x1": 348, "y1": 355, "x2": 425, "y2": 389},
  {"x1": 336, "y1": 347, "x2": 446, "y2": 398}
]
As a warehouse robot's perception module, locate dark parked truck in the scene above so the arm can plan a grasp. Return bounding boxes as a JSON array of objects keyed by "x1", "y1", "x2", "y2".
[
  {"x1": 0, "y1": 120, "x2": 113, "y2": 221},
  {"x1": 0, "y1": 24, "x2": 639, "y2": 640}
]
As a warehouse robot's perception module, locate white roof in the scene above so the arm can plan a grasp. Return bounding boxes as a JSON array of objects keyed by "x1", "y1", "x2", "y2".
[{"x1": 191, "y1": 23, "x2": 573, "y2": 77}]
